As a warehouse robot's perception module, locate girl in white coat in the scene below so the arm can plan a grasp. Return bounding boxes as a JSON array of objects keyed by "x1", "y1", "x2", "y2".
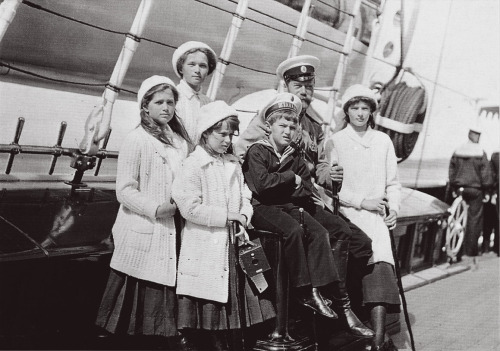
[
  {"x1": 325, "y1": 84, "x2": 401, "y2": 351},
  {"x1": 172, "y1": 101, "x2": 274, "y2": 348},
  {"x1": 172, "y1": 41, "x2": 217, "y2": 143},
  {"x1": 96, "y1": 76, "x2": 191, "y2": 338}
]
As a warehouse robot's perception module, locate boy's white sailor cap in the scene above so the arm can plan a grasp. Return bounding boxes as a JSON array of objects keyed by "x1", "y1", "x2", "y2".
[
  {"x1": 276, "y1": 55, "x2": 320, "y2": 82},
  {"x1": 260, "y1": 92, "x2": 302, "y2": 121},
  {"x1": 469, "y1": 125, "x2": 482, "y2": 134}
]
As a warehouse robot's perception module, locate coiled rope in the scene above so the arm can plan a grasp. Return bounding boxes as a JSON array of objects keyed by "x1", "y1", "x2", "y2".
[{"x1": 376, "y1": 80, "x2": 427, "y2": 162}]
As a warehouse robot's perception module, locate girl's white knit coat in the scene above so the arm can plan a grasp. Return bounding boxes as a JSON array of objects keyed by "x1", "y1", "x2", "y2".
[
  {"x1": 110, "y1": 126, "x2": 188, "y2": 286},
  {"x1": 172, "y1": 146, "x2": 253, "y2": 303},
  {"x1": 327, "y1": 125, "x2": 401, "y2": 265}
]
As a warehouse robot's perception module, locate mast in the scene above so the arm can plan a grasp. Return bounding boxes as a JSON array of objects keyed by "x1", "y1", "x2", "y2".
[
  {"x1": 207, "y1": 0, "x2": 249, "y2": 101},
  {"x1": 276, "y1": 0, "x2": 314, "y2": 93},
  {"x1": 413, "y1": 0, "x2": 453, "y2": 189},
  {"x1": 0, "y1": 0, "x2": 22, "y2": 44},
  {"x1": 325, "y1": 0, "x2": 362, "y2": 135},
  {"x1": 287, "y1": 0, "x2": 314, "y2": 58},
  {"x1": 79, "y1": 0, "x2": 154, "y2": 155}
]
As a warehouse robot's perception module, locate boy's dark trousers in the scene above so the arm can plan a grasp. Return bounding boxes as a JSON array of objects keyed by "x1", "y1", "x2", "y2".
[
  {"x1": 306, "y1": 204, "x2": 372, "y2": 260},
  {"x1": 251, "y1": 203, "x2": 339, "y2": 288},
  {"x1": 306, "y1": 204, "x2": 375, "y2": 337}
]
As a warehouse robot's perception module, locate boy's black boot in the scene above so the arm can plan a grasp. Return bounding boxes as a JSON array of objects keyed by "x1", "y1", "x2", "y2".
[
  {"x1": 177, "y1": 330, "x2": 197, "y2": 351},
  {"x1": 332, "y1": 240, "x2": 375, "y2": 338},
  {"x1": 295, "y1": 286, "x2": 338, "y2": 319}
]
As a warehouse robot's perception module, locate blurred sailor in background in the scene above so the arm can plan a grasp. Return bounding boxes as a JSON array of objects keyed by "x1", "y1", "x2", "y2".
[{"x1": 449, "y1": 126, "x2": 493, "y2": 262}]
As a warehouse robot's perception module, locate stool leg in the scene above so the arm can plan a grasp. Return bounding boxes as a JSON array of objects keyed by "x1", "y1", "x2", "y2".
[
  {"x1": 269, "y1": 237, "x2": 293, "y2": 342},
  {"x1": 311, "y1": 312, "x2": 318, "y2": 351},
  {"x1": 253, "y1": 232, "x2": 315, "y2": 351}
]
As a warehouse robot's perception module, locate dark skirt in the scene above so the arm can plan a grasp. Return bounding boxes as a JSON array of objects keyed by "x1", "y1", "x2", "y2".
[
  {"x1": 96, "y1": 269, "x2": 178, "y2": 337},
  {"x1": 362, "y1": 262, "x2": 400, "y2": 313},
  {"x1": 178, "y1": 242, "x2": 275, "y2": 330}
]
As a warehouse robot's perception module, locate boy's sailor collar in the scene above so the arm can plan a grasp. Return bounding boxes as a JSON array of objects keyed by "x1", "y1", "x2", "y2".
[{"x1": 252, "y1": 139, "x2": 293, "y2": 164}]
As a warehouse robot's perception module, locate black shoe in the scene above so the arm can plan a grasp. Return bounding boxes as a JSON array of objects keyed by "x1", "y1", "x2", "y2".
[
  {"x1": 371, "y1": 338, "x2": 398, "y2": 351},
  {"x1": 177, "y1": 335, "x2": 197, "y2": 351},
  {"x1": 210, "y1": 332, "x2": 229, "y2": 351},
  {"x1": 384, "y1": 339, "x2": 398, "y2": 351},
  {"x1": 342, "y1": 307, "x2": 375, "y2": 338},
  {"x1": 296, "y1": 287, "x2": 338, "y2": 319}
]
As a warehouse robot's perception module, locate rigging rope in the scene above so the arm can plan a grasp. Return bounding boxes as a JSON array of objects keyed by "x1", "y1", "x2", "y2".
[
  {"x1": 15, "y1": 0, "x2": 479, "y2": 104},
  {"x1": 376, "y1": 80, "x2": 427, "y2": 162},
  {"x1": 0, "y1": 61, "x2": 136, "y2": 95}
]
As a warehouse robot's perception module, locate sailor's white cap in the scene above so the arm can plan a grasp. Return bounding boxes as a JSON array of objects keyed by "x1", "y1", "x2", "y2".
[
  {"x1": 198, "y1": 101, "x2": 238, "y2": 138},
  {"x1": 341, "y1": 84, "x2": 378, "y2": 110},
  {"x1": 171, "y1": 41, "x2": 217, "y2": 78},
  {"x1": 259, "y1": 92, "x2": 302, "y2": 121},
  {"x1": 469, "y1": 125, "x2": 482, "y2": 134},
  {"x1": 276, "y1": 55, "x2": 320, "y2": 82},
  {"x1": 137, "y1": 75, "x2": 178, "y2": 106}
]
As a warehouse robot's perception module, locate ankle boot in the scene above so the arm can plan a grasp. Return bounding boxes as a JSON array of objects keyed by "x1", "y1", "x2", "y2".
[
  {"x1": 177, "y1": 331, "x2": 197, "y2": 351},
  {"x1": 371, "y1": 338, "x2": 398, "y2": 351},
  {"x1": 332, "y1": 240, "x2": 375, "y2": 338},
  {"x1": 295, "y1": 286, "x2": 338, "y2": 319},
  {"x1": 210, "y1": 331, "x2": 229, "y2": 351}
]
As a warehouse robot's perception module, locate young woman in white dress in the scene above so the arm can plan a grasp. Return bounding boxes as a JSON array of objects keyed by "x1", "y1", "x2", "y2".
[{"x1": 325, "y1": 84, "x2": 401, "y2": 351}]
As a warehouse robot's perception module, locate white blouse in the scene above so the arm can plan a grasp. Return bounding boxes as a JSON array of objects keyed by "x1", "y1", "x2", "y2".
[{"x1": 175, "y1": 79, "x2": 211, "y2": 143}]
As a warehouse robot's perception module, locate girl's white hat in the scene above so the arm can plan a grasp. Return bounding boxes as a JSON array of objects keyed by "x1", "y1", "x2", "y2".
[
  {"x1": 198, "y1": 101, "x2": 238, "y2": 138},
  {"x1": 137, "y1": 75, "x2": 177, "y2": 106},
  {"x1": 171, "y1": 41, "x2": 217, "y2": 78},
  {"x1": 341, "y1": 84, "x2": 378, "y2": 110}
]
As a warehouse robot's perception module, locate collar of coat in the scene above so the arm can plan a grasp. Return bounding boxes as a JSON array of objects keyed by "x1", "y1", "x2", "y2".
[
  {"x1": 343, "y1": 124, "x2": 376, "y2": 148},
  {"x1": 454, "y1": 140, "x2": 485, "y2": 158},
  {"x1": 138, "y1": 126, "x2": 177, "y2": 160},
  {"x1": 178, "y1": 79, "x2": 202, "y2": 100},
  {"x1": 304, "y1": 105, "x2": 324, "y2": 125},
  {"x1": 191, "y1": 145, "x2": 241, "y2": 166}
]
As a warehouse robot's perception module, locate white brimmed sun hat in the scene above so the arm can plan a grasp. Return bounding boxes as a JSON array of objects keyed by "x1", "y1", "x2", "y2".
[
  {"x1": 137, "y1": 75, "x2": 178, "y2": 107},
  {"x1": 171, "y1": 41, "x2": 217, "y2": 78}
]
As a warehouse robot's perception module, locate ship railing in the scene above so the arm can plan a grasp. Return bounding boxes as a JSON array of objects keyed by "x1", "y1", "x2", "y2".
[{"x1": 0, "y1": 117, "x2": 117, "y2": 187}]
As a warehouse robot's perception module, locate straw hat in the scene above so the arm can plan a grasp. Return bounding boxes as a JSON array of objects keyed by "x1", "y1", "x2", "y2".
[
  {"x1": 171, "y1": 41, "x2": 217, "y2": 78},
  {"x1": 137, "y1": 75, "x2": 177, "y2": 106},
  {"x1": 198, "y1": 101, "x2": 238, "y2": 138}
]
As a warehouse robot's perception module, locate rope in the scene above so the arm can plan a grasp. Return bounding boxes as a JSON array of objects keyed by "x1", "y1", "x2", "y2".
[
  {"x1": 376, "y1": 81, "x2": 427, "y2": 162},
  {"x1": 16, "y1": 0, "x2": 481, "y2": 103},
  {"x1": 316, "y1": 0, "x2": 352, "y2": 16},
  {"x1": 223, "y1": 0, "x2": 344, "y2": 52},
  {"x1": 0, "y1": 61, "x2": 137, "y2": 95}
]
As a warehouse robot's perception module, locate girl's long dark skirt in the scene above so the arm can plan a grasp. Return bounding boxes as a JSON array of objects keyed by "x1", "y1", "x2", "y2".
[
  {"x1": 362, "y1": 262, "x2": 400, "y2": 313},
  {"x1": 177, "y1": 242, "x2": 275, "y2": 330},
  {"x1": 96, "y1": 269, "x2": 178, "y2": 337}
]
